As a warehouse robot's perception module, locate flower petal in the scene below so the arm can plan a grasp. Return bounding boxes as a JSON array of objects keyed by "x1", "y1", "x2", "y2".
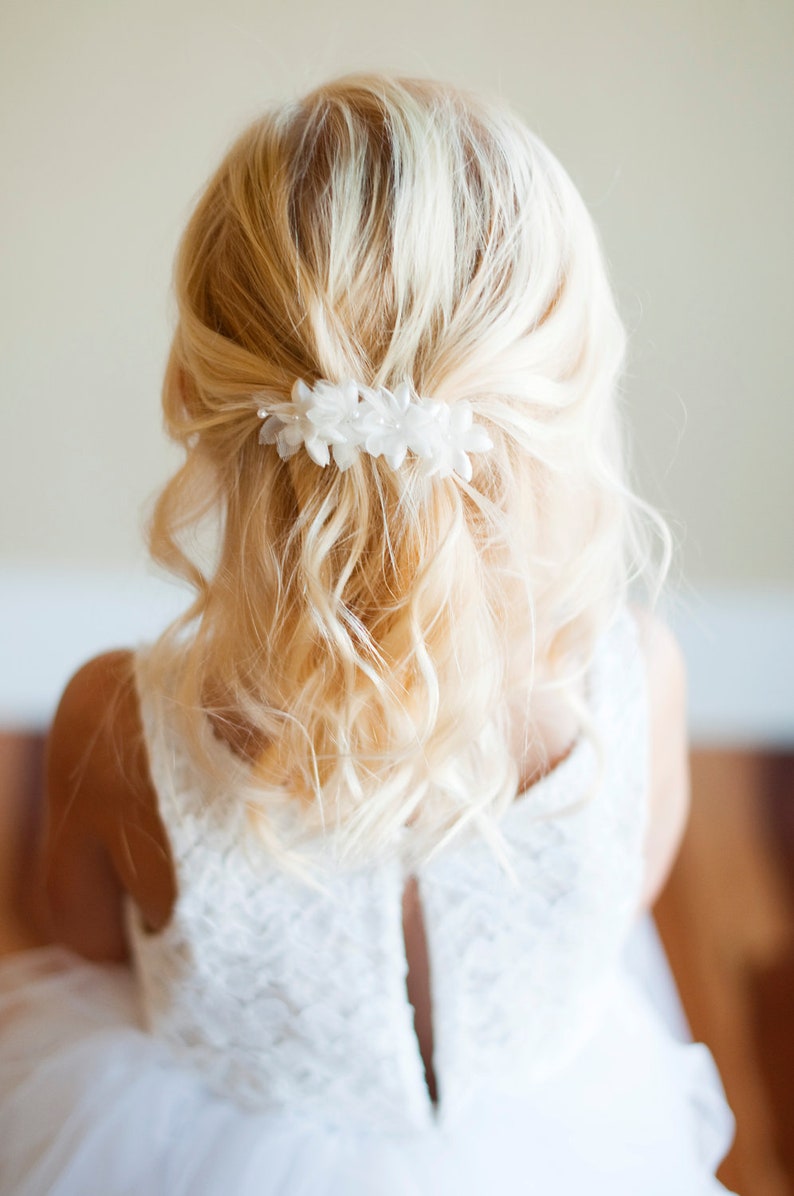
[
  {"x1": 332, "y1": 441, "x2": 359, "y2": 471},
  {"x1": 258, "y1": 415, "x2": 284, "y2": 445},
  {"x1": 276, "y1": 435, "x2": 301, "y2": 460},
  {"x1": 392, "y1": 382, "x2": 412, "y2": 414},
  {"x1": 453, "y1": 451, "x2": 473, "y2": 482},
  {"x1": 305, "y1": 437, "x2": 330, "y2": 467},
  {"x1": 465, "y1": 426, "x2": 493, "y2": 453},
  {"x1": 449, "y1": 403, "x2": 473, "y2": 434},
  {"x1": 385, "y1": 443, "x2": 408, "y2": 470},
  {"x1": 341, "y1": 379, "x2": 359, "y2": 407}
]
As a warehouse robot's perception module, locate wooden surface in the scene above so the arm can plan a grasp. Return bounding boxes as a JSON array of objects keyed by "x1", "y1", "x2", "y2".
[
  {"x1": 654, "y1": 750, "x2": 794, "y2": 1196},
  {"x1": 0, "y1": 732, "x2": 48, "y2": 952},
  {"x1": 1, "y1": 734, "x2": 793, "y2": 1191}
]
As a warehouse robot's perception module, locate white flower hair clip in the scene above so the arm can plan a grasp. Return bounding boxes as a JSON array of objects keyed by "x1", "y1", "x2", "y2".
[{"x1": 255, "y1": 379, "x2": 493, "y2": 482}]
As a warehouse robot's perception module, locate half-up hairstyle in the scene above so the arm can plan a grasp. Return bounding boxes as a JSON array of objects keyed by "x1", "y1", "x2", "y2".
[{"x1": 143, "y1": 74, "x2": 668, "y2": 875}]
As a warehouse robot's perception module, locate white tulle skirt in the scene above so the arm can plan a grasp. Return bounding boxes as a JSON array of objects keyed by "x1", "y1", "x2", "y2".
[{"x1": 0, "y1": 945, "x2": 736, "y2": 1196}]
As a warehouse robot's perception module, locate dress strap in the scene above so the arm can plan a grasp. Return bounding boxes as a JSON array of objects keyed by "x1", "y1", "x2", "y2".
[
  {"x1": 131, "y1": 646, "x2": 248, "y2": 875},
  {"x1": 592, "y1": 604, "x2": 649, "y2": 796}
]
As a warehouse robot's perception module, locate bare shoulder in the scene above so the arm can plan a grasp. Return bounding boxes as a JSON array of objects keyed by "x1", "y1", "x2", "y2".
[
  {"x1": 47, "y1": 650, "x2": 142, "y2": 831},
  {"x1": 628, "y1": 605, "x2": 691, "y2": 911},
  {"x1": 45, "y1": 650, "x2": 175, "y2": 958},
  {"x1": 50, "y1": 649, "x2": 136, "y2": 742},
  {"x1": 629, "y1": 605, "x2": 686, "y2": 702}
]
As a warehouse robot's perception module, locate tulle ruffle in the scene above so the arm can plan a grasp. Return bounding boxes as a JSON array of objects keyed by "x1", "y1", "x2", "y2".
[{"x1": 0, "y1": 947, "x2": 736, "y2": 1196}]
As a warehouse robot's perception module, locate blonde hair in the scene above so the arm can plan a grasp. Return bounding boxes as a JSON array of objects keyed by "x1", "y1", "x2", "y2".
[{"x1": 144, "y1": 74, "x2": 668, "y2": 874}]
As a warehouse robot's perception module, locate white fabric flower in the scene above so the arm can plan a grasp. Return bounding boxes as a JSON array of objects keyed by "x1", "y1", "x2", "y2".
[
  {"x1": 417, "y1": 399, "x2": 494, "y2": 482},
  {"x1": 304, "y1": 379, "x2": 363, "y2": 470},
  {"x1": 358, "y1": 383, "x2": 436, "y2": 469},
  {"x1": 257, "y1": 379, "x2": 363, "y2": 469},
  {"x1": 255, "y1": 378, "x2": 492, "y2": 480}
]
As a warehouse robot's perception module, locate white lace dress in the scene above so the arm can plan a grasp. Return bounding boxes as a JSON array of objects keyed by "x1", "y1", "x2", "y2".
[{"x1": 0, "y1": 608, "x2": 736, "y2": 1195}]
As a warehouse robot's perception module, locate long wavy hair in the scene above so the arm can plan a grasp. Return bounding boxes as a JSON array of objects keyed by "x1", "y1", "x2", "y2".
[{"x1": 141, "y1": 74, "x2": 668, "y2": 876}]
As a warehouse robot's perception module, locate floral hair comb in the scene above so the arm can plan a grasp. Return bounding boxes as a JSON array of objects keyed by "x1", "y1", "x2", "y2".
[{"x1": 255, "y1": 379, "x2": 493, "y2": 482}]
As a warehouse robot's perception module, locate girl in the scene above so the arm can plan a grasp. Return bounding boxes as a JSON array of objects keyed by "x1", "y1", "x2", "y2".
[{"x1": 0, "y1": 74, "x2": 735, "y2": 1194}]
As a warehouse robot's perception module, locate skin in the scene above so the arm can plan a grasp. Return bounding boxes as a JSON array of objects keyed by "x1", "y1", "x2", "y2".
[
  {"x1": 32, "y1": 605, "x2": 689, "y2": 1099},
  {"x1": 632, "y1": 607, "x2": 691, "y2": 911},
  {"x1": 40, "y1": 651, "x2": 176, "y2": 961}
]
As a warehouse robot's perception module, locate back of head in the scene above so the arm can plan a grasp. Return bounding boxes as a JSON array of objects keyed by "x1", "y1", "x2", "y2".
[{"x1": 147, "y1": 74, "x2": 664, "y2": 868}]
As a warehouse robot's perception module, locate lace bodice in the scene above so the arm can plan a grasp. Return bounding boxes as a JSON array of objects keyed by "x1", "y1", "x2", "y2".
[{"x1": 126, "y1": 607, "x2": 648, "y2": 1134}]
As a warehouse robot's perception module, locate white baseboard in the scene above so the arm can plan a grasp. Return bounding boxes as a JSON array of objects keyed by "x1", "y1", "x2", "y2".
[
  {"x1": 1, "y1": 565, "x2": 792, "y2": 747},
  {"x1": 667, "y1": 588, "x2": 794, "y2": 749},
  {"x1": 0, "y1": 565, "x2": 189, "y2": 731}
]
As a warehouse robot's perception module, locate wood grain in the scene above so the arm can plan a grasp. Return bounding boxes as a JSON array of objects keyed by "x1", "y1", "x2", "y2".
[{"x1": 655, "y1": 750, "x2": 794, "y2": 1196}]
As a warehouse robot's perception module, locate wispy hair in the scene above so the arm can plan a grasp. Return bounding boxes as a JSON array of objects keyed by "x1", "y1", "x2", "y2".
[{"x1": 142, "y1": 74, "x2": 669, "y2": 877}]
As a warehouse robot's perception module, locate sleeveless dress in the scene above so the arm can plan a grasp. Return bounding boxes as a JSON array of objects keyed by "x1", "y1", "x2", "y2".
[{"x1": 0, "y1": 607, "x2": 736, "y2": 1195}]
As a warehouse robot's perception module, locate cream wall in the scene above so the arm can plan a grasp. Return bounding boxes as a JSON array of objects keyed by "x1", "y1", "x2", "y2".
[{"x1": 1, "y1": 0, "x2": 792, "y2": 583}]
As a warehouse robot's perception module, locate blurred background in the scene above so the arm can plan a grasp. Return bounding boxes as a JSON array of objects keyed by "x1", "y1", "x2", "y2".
[{"x1": 0, "y1": 0, "x2": 792, "y2": 1190}]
